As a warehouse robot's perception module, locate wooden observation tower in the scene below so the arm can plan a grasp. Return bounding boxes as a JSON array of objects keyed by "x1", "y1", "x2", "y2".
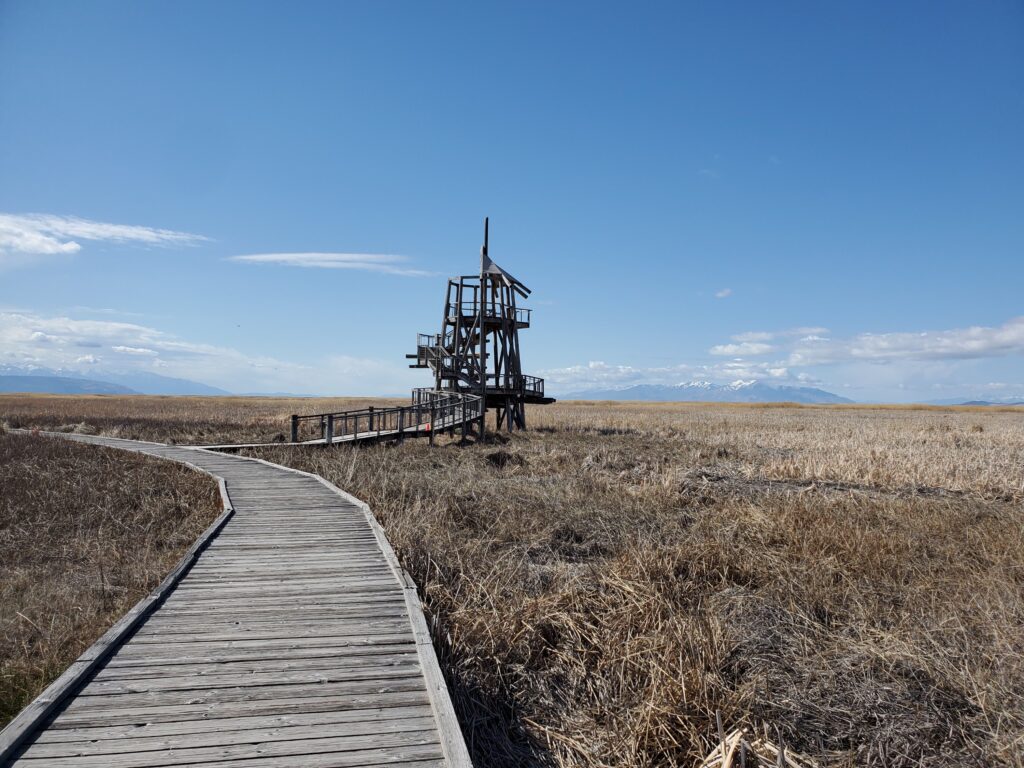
[{"x1": 408, "y1": 219, "x2": 554, "y2": 431}]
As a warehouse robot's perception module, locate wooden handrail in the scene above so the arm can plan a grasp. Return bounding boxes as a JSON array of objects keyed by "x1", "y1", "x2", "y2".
[{"x1": 289, "y1": 390, "x2": 484, "y2": 444}]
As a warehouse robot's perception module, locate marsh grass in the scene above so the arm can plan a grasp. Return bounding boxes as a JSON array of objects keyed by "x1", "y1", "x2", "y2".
[
  {"x1": 3, "y1": 395, "x2": 1023, "y2": 765},
  {"x1": 251, "y1": 405, "x2": 1024, "y2": 767},
  {"x1": 0, "y1": 432, "x2": 220, "y2": 728},
  {"x1": 0, "y1": 393, "x2": 400, "y2": 446}
]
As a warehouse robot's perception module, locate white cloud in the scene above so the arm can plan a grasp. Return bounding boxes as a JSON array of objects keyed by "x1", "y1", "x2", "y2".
[
  {"x1": 730, "y1": 327, "x2": 828, "y2": 343},
  {"x1": 540, "y1": 358, "x2": 801, "y2": 393},
  {"x1": 0, "y1": 310, "x2": 419, "y2": 395},
  {"x1": 787, "y1": 317, "x2": 1024, "y2": 365},
  {"x1": 714, "y1": 288, "x2": 732, "y2": 299},
  {"x1": 546, "y1": 317, "x2": 1024, "y2": 396},
  {"x1": 112, "y1": 345, "x2": 158, "y2": 356},
  {"x1": 709, "y1": 342, "x2": 774, "y2": 356},
  {"x1": 229, "y1": 252, "x2": 431, "y2": 277},
  {"x1": 0, "y1": 213, "x2": 207, "y2": 269}
]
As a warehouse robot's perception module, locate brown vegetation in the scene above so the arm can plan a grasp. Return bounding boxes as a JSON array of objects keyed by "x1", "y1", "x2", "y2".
[
  {"x1": 250, "y1": 403, "x2": 1024, "y2": 768},
  {"x1": 0, "y1": 393, "x2": 398, "y2": 446},
  {"x1": 0, "y1": 431, "x2": 220, "y2": 728},
  {"x1": 2, "y1": 396, "x2": 1022, "y2": 766}
]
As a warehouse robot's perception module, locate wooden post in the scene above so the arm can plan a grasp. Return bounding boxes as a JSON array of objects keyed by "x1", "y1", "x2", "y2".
[
  {"x1": 398, "y1": 408, "x2": 405, "y2": 443},
  {"x1": 368, "y1": 406, "x2": 374, "y2": 432},
  {"x1": 290, "y1": 415, "x2": 298, "y2": 443},
  {"x1": 326, "y1": 414, "x2": 334, "y2": 445},
  {"x1": 429, "y1": 403, "x2": 436, "y2": 446}
]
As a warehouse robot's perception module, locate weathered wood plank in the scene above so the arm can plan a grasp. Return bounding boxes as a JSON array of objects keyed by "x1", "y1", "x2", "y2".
[
  {"x1": 46, "y1": 690, "x2": 432, "y2": 729},
  {"x1": 14, "y1": 728, "x2": 442, "y2": 766},
  {"x1": 20, "y1": 716, "x2": 439, "y2": 759},
  {"x1": 92, "y1": 653, "x2": 420, "y2": 682},
  {"x1": 32, "y1": 704, "x2": 433, "y2": 743}
]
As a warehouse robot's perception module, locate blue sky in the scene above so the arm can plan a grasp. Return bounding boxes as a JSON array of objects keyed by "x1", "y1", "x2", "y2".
[{"x1": 1, "y1": 1, "x2": 1022, "y2": 401}]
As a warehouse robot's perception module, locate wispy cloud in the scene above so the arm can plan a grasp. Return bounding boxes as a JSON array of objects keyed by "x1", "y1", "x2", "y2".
[
  {"x1": 710, "y1": 341, "x2": 774, "y2": 356},
  {"x1": 540, "y1": 359, "x2": 801, "y2": 393},
  {"x1": 0, "y1": 213, "x2": 208, "y2": 269},
  {"x1": 0, "y1": 309, "x2": 419, "y2": 395},
  {"x1": 729, "y1": 327, "x2": 829, "y2": 344},
  {"x1": 228, "y1": 252, "x2": 432, "y2": 277},
  {"x1": 714, "y1": 288, "x2": 732, "y2": 299},
  {"x1": 549, "y1": 317, "x2": 1024, "y2": 396},
  {"x1": 112, "y1": 345, "x2": 158, "y2": 356},
  {"x1": 707, "y1": 328, "x2": 826, "y2": 357},
  {"x1": 65, "y1": 306, "x2": 145, "y2": 318},
  {"x1": 787, "y1": 317, "x2": 1024, "y2": 365}
]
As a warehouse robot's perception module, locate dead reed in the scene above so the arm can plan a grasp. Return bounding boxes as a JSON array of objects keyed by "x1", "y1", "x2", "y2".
[
  {"x1": 0, "y1": 432, "x2": 220, "y2": 728},
  {"x1": 0, "y1": 393, "x2": 399, "y2": 447},
  {"x1": 2, "y1": 396, "x2": 1022, "y2": 765},
  {"x1": 249, "y1": 405, "x2": 1024, "y2": 768}
]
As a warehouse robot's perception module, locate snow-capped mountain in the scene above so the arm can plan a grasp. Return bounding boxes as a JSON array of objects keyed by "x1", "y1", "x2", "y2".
[{"x1": 563, "y1": 380, "x2": 853, "y2": 404}]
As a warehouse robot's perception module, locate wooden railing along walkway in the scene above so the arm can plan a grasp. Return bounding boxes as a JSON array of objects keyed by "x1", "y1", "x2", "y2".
[{"x1": 289, "y1": 390, "x2": 483, "y2": 446}]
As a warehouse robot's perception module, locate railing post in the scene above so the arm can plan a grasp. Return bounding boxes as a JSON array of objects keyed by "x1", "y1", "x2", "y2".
[
  {"x1": 398, "y1": 408, "x2": 405, "y2": 443},
  {"x1": 290, "y1": 415, "x2": 298, "y2": 443},
  {"x1": 429, "y1": 403, "x2": 436, "y2": 446},
  {"x1": 368, "y1": 406, "x2": 374, "y2": 432},
  {"x1": 326, "y1": 414, "x2": 334, "y2": 445}
]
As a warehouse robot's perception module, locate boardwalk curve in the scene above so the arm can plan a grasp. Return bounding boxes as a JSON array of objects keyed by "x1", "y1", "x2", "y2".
[{"x1": 0, "y1": 433, "x2": 471, "y2": 768}]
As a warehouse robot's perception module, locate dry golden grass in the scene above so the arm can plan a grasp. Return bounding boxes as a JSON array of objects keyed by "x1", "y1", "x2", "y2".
[
  {"x1": 0, "y1": 431, "x2": 220, "y2": 728},
  {"x1": 0, "y1": 393, "x2": 400, "y2": 446},
  {"x1": 3, "y1": 395, "x2": 1023, "y2": 766}
]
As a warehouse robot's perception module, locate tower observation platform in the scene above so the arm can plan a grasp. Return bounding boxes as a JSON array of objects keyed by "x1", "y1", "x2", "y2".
[{"x1": 407, "y1": 218, "x2": 554, "y2": 431}]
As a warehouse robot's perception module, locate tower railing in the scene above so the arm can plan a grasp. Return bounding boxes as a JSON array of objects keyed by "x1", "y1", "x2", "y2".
[
  {"x1": 447, "y1": 302, "x2": 531, "y2": 326},
  {"x1": 433, "y1": 373, "x2": 545, "y2": 398}
]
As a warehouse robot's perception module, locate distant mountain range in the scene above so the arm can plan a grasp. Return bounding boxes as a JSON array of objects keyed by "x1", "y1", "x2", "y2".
[
  {"x1": 0, "y1": 374, "x2": 139, "y2": 395},
  {"x1": 0, "y1": 365, "x2": 229, "y2": 396},
  {"x1": 926, "y1": 395, "x2": 1024, "y2": 406},
  {"x1": 958, "y1": 400, "x2": 1024, "y2": 406},
  {"x1": 563, "y1": 380, "x2": 855, "y2": 404}
]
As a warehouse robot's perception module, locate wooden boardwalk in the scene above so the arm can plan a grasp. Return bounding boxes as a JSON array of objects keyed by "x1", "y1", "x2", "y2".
[{"x1": 0, "y1": 434, "x2": 470, "y2": 768}]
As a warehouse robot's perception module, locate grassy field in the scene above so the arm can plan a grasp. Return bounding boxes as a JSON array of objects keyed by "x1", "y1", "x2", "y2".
[
  {"x1": 2, "y1": 395, "x2": 1022, "y2": 766},
  {"x1": 0, "y1": 427, "x2": 221, "y2": 728},
  {"x1": 0, "y1": 393, "x2": 401, "y2": 446}
]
